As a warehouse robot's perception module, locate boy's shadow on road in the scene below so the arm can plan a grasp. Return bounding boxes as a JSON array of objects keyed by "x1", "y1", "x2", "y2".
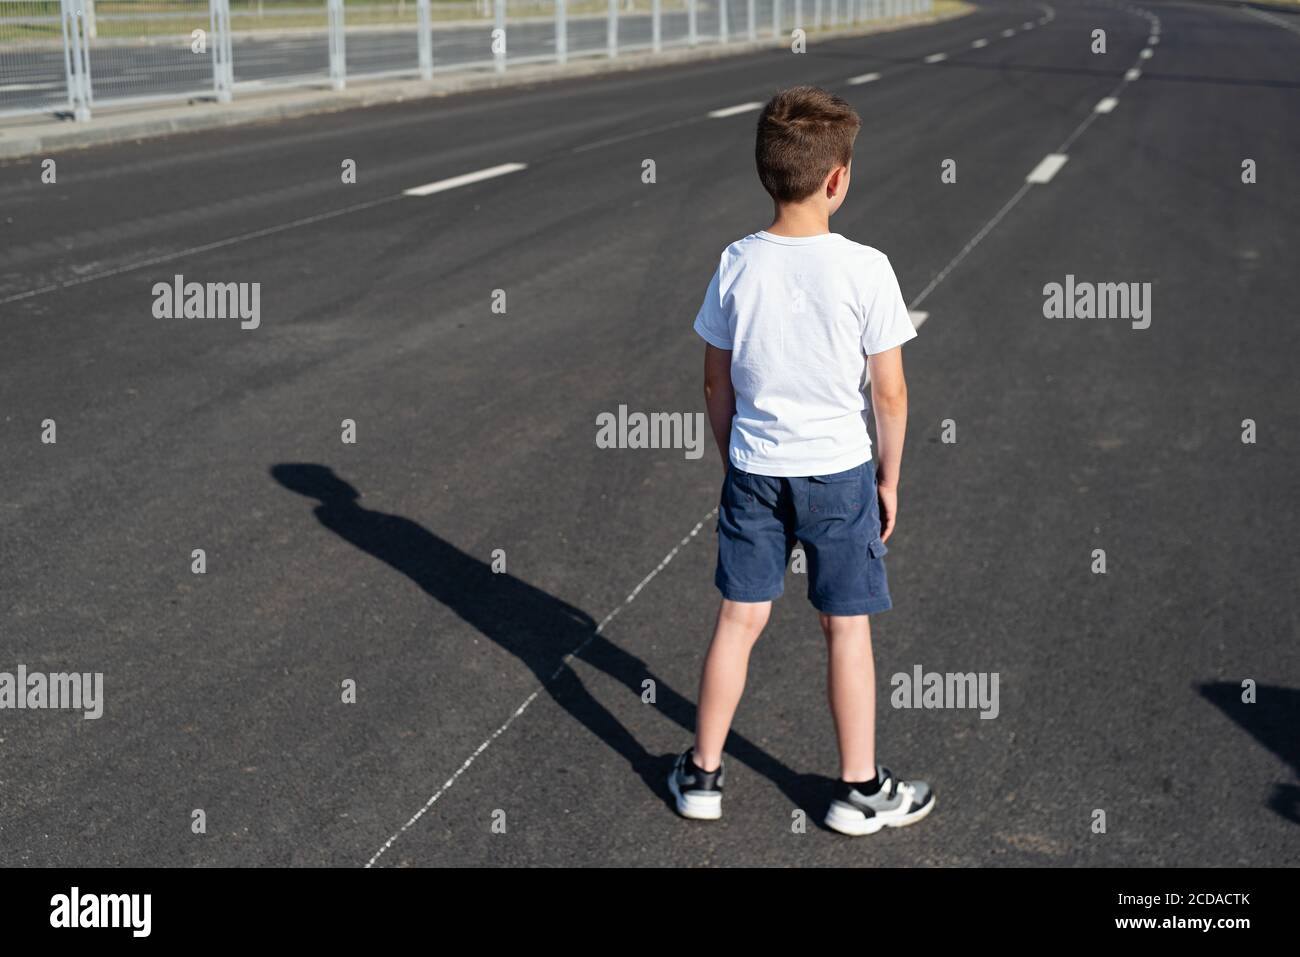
[
  {"x1": 1199, "y1": 681, "x2": 1300, "y2": 826},
  {"x1": 271, "y1": 464, "x2": 832, "y2": 824}
]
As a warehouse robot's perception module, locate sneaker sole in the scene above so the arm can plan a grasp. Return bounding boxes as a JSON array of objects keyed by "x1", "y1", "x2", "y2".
[
  {"x1": 824, "y1": 796, "x2": 936, "y2": 836},
  {"x1": 667, "y1": 771, "x2": 722, "y2": 821}
]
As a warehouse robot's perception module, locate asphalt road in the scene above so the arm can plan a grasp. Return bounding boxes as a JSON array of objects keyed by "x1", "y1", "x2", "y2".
[{"x1": 1, "y1": 0, "x2": 1297, "y2": 867}]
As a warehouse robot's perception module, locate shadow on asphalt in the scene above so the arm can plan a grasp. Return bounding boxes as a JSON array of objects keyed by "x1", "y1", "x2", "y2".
[
  {"x1": 1199, "y1": 681, "x2": 1299, "y2": 825},
  {"x1": 271, "y1": 463, "x2": 837, "y2": 828}
]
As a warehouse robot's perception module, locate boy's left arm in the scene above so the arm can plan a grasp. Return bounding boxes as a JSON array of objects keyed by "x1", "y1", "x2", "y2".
[{"x1": 703, "y1": 344, "x2": 735, "y2": 472}]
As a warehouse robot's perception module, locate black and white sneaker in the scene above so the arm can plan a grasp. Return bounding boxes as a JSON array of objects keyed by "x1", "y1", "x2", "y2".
[
  {"x1": 668, "y1": 749, "x2": 724, "y2": 820},
  {"x1": 824, "y1": 766, "x2": 935, "y2": 836}
]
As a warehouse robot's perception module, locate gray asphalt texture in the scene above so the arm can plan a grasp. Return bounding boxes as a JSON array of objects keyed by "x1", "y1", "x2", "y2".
[{"x1": 1, "y1": 0, "x2": 1297, "y2": 867}]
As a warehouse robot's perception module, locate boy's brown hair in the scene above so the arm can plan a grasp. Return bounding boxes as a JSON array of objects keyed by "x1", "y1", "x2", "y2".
[{"x1": 755, "y1": 86, "x2": 862, "y2": 203}]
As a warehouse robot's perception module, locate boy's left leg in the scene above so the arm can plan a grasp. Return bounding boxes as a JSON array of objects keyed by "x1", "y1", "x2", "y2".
[
  {"x1": 670, "y1": 467, "x2": 790, "y2": 821},
  {"x1": 668, "y1": 598, "x2": 769, "y2": 821},
  {"x1": 694, "y1": 598, "x2": 772, "y2": 770}
]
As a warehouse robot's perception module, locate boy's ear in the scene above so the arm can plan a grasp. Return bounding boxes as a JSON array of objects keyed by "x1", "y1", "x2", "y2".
[{"x1": 826, "y1": 163, "x2": 851, "y2": 199}]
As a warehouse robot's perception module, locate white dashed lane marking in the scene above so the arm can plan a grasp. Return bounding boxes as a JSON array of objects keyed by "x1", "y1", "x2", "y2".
[
  {"x1": 1026, "y1": 152, "x2": 1069, "y2": 184},
  {"x1": 848, "y1": 72, "x2": 882, "y2": 84},
  {"x1": 1094, "y1": 96, "x2": 1119, "y2": 114},
  {"x1": 971, "y1": 38, "x2": 988, "y2": 48},
  {"x1": 707, "y1": 101, "x2": 764, "y2": 118},
  {"x1": 403, "y1": 163, "x2": 528, "y2": 196}
]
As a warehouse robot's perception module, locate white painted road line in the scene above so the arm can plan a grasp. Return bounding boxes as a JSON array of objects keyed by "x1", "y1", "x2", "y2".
[
  {"x1": 1026, "y1": 152, "x2": 1069, "y2": 184},
  {"x1": 1094, "y1": 96, "x2": 1119, "y2": 114},
  {"x1": 924, "y1": 52, "x2": 948, "y2": 63},
  {"x1": 364, "y1": 507, "x2": 720, "y2": 867},
  {"x1": 707, "y1": 101, "x2": 764, "y2": 118},
  {"x1": 403, "y1": 163, "x2": 528, "y2": 197},
  {"x1": 848, "y1": 72, "x2": 882, "y2": 84},
  {"x1": 1140, "y1": 47, "x2": 1153, "y2": 59},
  {"x1": 1002, "y1": 28, "x2": 1016, "y2": 37},
  {"x1": 971, "y1": 38, "x2": 988, "y2": 48},
  {"x1": 1022, "y1": 21, "x2": 1035, "y2": 29},
  {"x1": 909, "y1": 311, "x2": 930, "y2": 328},
  {"x1": 1148, "y1": 35, "x2": 1159, "y2": 44},
  {"x1": 909, "y1": 180, "x2": 1033, "y2": 309},
  {"x1": 1125, "y1": 67, "x2": 1141, "y2": 81}
]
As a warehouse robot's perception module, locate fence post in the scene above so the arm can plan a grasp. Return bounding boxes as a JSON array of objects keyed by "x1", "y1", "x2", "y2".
[
  {"x1": 795, "y1": 0, "x2": 802, "y2": 31},
  {"x1": 222, "y1": 0, "x2": 234, "y2": 94},
  {"x1": 417, "y1": 0, "x2": 433, "y2": 79},
  {"x1": 210, "y1": 0, "x2": 233, "y2": 102},
  {"x1": 746, "y1": 0, "x2": 754, "y2": 40},
  {"x1": 493, "y1": 0, "x2": 506, "y2": 73},
  {"x1": 652, "y1": 0, "x2": 660, "y2": 52},
  {"x1": 720, "y1": 0, "x2": 728, "y2": 42},
  {"x1": 813, "y1": 0, "x2": 820, "y2": 30},
  {"x1": 327, "y1": 0, "x2": 345, "y2": 89},
  {"x1": 60, "y1": 0, "x2": 93, "y2": 121},
  {"x1": 688, "y1": 0, "x2": 697, "y2": 46},
  {"x1": 773, "y1": 0, "x2": 782, "y2": 38},
  {"x1": 607, "y1": 0, "x2": 617, "y2": 57},
  {"x1": 556, "y1": 0, "x2": 567, "y2": 63}
]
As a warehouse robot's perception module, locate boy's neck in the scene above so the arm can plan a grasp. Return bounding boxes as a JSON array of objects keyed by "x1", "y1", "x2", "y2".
[{"x1": 766, "y1": 201, "x2": 831, "y2": 238}]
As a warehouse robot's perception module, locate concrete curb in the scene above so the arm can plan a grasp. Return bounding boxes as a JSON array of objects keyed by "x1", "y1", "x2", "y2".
[
  {"x1": 0, "y1": 8, "x2": 972, "y2": 161},
  {"x1": 1177, "y1": 0, "x2": 1300, "y2": 14}
]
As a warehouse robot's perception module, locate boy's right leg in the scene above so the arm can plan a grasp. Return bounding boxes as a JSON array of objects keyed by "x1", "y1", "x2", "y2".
[{"x1": 820, "y1": 612, "x2": 876, "y2": 781}]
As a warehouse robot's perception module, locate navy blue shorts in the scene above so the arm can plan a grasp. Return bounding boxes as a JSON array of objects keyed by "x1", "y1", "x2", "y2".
[{"x1": 714, "y1": 460, "x2": 891, "y2": 616}]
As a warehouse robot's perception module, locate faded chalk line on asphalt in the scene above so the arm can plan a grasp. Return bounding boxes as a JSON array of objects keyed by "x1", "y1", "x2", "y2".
[
  {"x1": 3, "y1": 162, "x2": 532, "y2": 305},
  {"x1": 848, "y1": 72, "x2": 882, "y2": 84},
  {"x1": 364, "y1": 508, "x2": 719, "y2": 868},
  {"x1": 572, "y1": 115, "x2": 705, "y2": 153},
  {"x1": 909, "y1": 181, "x2": 1033, "y2": 310},
  {"x1": 923, "y1": 52, "x2": 948, "y2": 63},
  {"x1": 0, "y1": 194, "x2": 405, "y2": 306}
]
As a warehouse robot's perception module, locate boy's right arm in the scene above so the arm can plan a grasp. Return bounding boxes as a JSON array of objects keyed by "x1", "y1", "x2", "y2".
[
  {"x1": 868, "y1": 346, "x2": 908, "y2": 542},
  {"x1": 703, "y1": 344, "x2": 735, "y2": 472}
]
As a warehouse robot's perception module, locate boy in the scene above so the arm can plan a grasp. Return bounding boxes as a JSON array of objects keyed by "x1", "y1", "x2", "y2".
[{"x1": 669, "y1": 86, "x2": 935, "y2": 837}]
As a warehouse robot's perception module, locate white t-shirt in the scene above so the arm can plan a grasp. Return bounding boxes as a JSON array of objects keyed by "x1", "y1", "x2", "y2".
[{"x1": 693, "y1": 231, "x2": 917, "y2": 477}]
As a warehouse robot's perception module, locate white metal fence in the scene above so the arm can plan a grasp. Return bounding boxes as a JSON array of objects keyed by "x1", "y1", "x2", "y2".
[{"x1": 0, "y1": 0, "x2": 934, "y2": 120}]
